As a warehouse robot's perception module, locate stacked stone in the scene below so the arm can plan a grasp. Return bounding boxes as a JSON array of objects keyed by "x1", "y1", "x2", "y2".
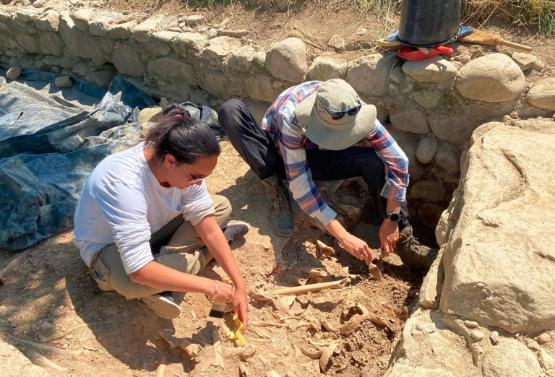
[{"x1": 1, "y1": 5, "x2": 554, "y2": 227}]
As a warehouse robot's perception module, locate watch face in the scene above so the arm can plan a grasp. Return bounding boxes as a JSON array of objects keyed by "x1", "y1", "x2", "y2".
[{"x1": 389, "y1": 213, "x2": 401, "y2": 222}]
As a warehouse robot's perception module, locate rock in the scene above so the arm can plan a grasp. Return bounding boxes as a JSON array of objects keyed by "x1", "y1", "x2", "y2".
[
  {"x1": 419, "y1": 248, "x2": 444, "y2": 309},
  {"x1": 70, "y1": 8, "x2": 93, "y2": 31},
  {"x1": 410, "y1": 180, "x2": 446, "y2": 202},
  {"x1": 346, "y1": 53, "x2": 395, "y2": 97},
  {"x1": 183, "y1": 14, "x2": 204, "y2": 27},
  {"x1": 428, "y1": 101, "x2": 515, "y2": 145},
  {"x1": 6, "y1": 66, "x2": 21, "y2": 80},
  {"x1": 307, "y1": 55, "x2": 348, "y2": 81},
  {"x1": 439, "y1": 118, "x2": 555, "y2": 334},
  {"x1": 490, "y1": 331, "x2": 499, "y2": 345},
  {"x1": 511, "y1": 52, "x2": 540, "y2": 71},
  {"x1": 227, "y1": 45, "x2": 256, "y2": 72},
  {"x1": 463, "y1": 320, "x2": 478, "y2": 329},
  {"x1": 435, "y1": 143, "x2": 460, "y2": 173},
  {"x1": 537, "y1": 333, "x2": 551, "y2": 345},
  {"x1": 172, "y1": 32, "x2": 209, "y2": 57},
  {"x1": 526, "y1": 78, "x2": 555, "y2": 111},
  {"x1": 386, "y1": 309, "x2": 481, "y2": 377},
  {"x1": 455, "y1": 53, "x2": 526, "y2": 103},
  {"x1": 481, "y1": 337, "x2": 543, "y2": 377},
  {"x1": 15, "y1": 34, "x2": 39, "y2": 53},
  {"x1": 525, "y1": 338, "x2": 540, "y2": 351},
  {"x1": 328, "y1": 34, "x2": 345, "y2": 51},
  {"x1": 89, "y1": 12, "x2": 122, "y2": 36},
  {"x1": 107, "y1": 20, "x2": 137, "y2": 40},
  {"x1": 265, "y1": 37, "x2": 308, "y2": 82},
  {"x1": 0, "y1": 338, "x2": 49, "y2": 376},
  {"x1": 253, "y1": 51, "x2": 266, "y2": 67},
  {"x1": 39, "y1": 32, "x2": 63, "y2": 56},
  {"x1": 390, "y1": 109, "x2": 429, "y2": 134},
  {"x1": 245, "y1": 74, "x2": 276, "y2": 103},
  {"x1": 402, "y1": 56, "x2": 457, "y2": 83},
  {"x1": 54, "y1": 75, "x2": 73, "y2": 88},
  {"x1": 33, "y1": 9, "x2": 60, "y2": 32},
  {"x1": 201, "y1": 36, "x2": 242, "y2": 64},
  {"x1": 469, "y1": 330, "x2": 484, "y2": 342},
  {"x1": 112, "y1": 45, "x2": 145, "y2": 77},
  {"x1": 416, "y1": 136, "x2": 438, "y2": 164},
  {"x1": 457, "y1": 53, "x2": 471, "y2": 64},
  {"x1": 147, "y1": 58, "x2": 194, "y2": 85},
  {"x1": 132, "y1": 15, "x2": 164, "y2": 42},
  {"x1": 410, "y1": 90, "x2": 442, "y2": 109},
  {"x1": 152, "y1": 31, "x2": 179, "y2": 44}
]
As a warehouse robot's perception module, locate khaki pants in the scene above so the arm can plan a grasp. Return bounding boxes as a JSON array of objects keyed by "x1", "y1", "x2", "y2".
[{"x1": 89, "y1": 195, "x2": 231, "y2": 300}]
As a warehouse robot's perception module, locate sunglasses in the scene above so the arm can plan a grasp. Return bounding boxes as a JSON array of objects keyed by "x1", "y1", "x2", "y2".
[{"x1": 318, "y1": 99, "x2": 362, "y2": 120}]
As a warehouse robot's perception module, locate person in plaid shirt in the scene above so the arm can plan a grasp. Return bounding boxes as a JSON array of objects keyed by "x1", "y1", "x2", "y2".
[{"x1": 219, "y1": 79, "x2": 436, "y2": 269}]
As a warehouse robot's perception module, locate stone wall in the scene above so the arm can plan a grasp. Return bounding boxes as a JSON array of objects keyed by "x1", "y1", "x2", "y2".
[
  {"x1": 387, "y1": 117, "x2": 555, "y2": 377},
  {"x1": 1, "y1": 5, "x2": 554, "y2": 226}
]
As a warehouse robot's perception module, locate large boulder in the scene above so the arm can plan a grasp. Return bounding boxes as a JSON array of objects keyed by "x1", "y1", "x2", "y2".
[
  {"x1": 265, "y1": 37, "x2": 308, "y2": 82},
  {"x1": 386, "y1": 309, "x2": 481, "y2": 377},
  {"x1": 440, "y1": 118, "x2": 555, "y2": 334},
  {"x1": 346, "y1": 53, "x2": 396, "y2": 97},
  {"x1": 0, "y1": 338, "x2": 50, "y2": 377},
  {"x1": 454, "y1": 53, "x2": 525, "y2": 103},
  {"x1": 526, "y1": 78, "x2": 555, "y2": 111},
  {"x1": 402, "y1": 56, "x2": 457, "y2": 83}
]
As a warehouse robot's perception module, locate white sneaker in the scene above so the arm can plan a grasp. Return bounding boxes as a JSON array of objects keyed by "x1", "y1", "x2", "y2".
[
  {"x1": 140, "y1": 291, "x2": 181, "y2": 319},
  {"x1": 223, "y1": 221, "x2": 250, "y2": 244}
]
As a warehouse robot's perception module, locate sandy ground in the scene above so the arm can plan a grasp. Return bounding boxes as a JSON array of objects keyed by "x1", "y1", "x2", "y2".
[{"x1": 0, "y1": 141, "x2": 423, "y2": 377}]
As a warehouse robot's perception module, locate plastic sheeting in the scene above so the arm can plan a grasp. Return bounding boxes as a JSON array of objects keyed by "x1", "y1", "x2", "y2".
[{"x1": 0, "y1": 67, "x2": 157, "y2": 250}]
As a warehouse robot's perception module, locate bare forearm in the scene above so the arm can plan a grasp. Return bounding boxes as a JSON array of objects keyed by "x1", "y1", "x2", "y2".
[
  {"x1": 325, "y1": 218, "x2": 349, "y2": 243},
  {"x1": 386, "y1": 198, "x2": 401, "y2": 214},
  {"x1": 195, "y1": 216, "x2": 246, "y2": 291},
  {"x1": 130, "y1": 261, "x2": 214, "y2": 295}
]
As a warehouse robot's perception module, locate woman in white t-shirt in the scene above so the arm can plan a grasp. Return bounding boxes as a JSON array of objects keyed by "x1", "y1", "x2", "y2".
[{"x1": 73, "y1": 105, "x2": 249, "y2": 326}]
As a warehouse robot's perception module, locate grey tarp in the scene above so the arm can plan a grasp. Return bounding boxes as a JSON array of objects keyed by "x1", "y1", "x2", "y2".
[{"x1": 0, "y1": 67, "x2": 156, "y2": 250}]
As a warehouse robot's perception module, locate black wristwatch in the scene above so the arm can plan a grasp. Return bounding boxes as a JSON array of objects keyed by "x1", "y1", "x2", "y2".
[{"x1": 386, "y1": 211, "x2": 401, "y2": 223}]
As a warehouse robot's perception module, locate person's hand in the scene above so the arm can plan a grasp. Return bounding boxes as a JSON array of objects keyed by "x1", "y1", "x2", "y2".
[
  {"x1": 212, "y1": 281, "x2": 234, "y2": 303},
  {"x1": 379, "y1": 219, "x2": 399, "y2": 258},
  {"x1": 338, "y1": 232, "x2": 374, "y2": 264},
  {"x1": 232, "y1": 285, "x2": 249, "y2": 332}
]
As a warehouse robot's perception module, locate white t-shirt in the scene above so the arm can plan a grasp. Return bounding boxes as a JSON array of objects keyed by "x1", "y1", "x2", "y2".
[{"x1": 73, "y1": 142, "x2": 215, "y2": 274}]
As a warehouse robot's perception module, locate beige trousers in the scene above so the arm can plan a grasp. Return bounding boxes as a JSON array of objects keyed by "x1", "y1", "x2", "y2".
[{"x1": 89, "y1": 195, "x2": 231, "y2": 300}]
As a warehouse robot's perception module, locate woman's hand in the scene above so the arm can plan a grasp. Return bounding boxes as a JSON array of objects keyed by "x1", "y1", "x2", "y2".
[
  {"x1": 212, "y1": 281, "x2": 234, "y2": 303},
  {"x1": 379, "y1": 219, "x2": 399, "y2": 257},
  {"x1": 338, "y1": 232, "x2": 374, "y2": 264},
  {"x1": 232, "y1": 285, "x2": 249, "y2": 332}
]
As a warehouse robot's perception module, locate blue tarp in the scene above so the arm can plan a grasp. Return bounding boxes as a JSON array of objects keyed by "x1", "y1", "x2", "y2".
[{"x1": 0, "y1": 67, "x2": 156, "y2": 250}]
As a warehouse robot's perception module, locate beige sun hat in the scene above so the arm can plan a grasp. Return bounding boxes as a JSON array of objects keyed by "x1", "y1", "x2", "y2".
[{"x1": 295, "y1": 79, "x2": 377, "y2": 150}]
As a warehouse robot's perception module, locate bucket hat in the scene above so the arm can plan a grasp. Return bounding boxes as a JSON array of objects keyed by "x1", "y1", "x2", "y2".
[{"x1": 295, "y1": 79, "x2": 377, "y2": 150}]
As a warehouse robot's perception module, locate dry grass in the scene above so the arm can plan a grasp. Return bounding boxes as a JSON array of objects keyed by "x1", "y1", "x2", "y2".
[
  {"x1": 463, "y1": 0, "x2": 555, "y2": 33},
  {"x1": 106, "y1": 0, "x2": 554, "y2": 34}
]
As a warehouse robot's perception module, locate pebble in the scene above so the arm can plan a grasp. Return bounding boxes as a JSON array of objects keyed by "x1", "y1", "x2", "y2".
[
  {"x1": 464, "y1": 320, "x2": 479, "y2": 329},
  {"x1": 490, "y1": 331, "x2": 499, "y2": 345},
  {"x1": 510, "y1": 111, "x2": 519, "y2": 119},
  {"x1": 55, "y1": 76, "x2": 73, "y2": 88},
  {"x1": 537, "y1": 333, "x2": 551, "y2": 345},
  {"x1": 470, "y1": 330, "x2": 484, "y2": 342},
  {"x1": 6, "y1": 66, "x2": 22, "y2": 80}
]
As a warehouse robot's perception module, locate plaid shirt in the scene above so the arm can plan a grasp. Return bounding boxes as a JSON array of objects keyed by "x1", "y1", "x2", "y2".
[{"x1": 261, "y1": 81, "x2": 409, "y2": 227}]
